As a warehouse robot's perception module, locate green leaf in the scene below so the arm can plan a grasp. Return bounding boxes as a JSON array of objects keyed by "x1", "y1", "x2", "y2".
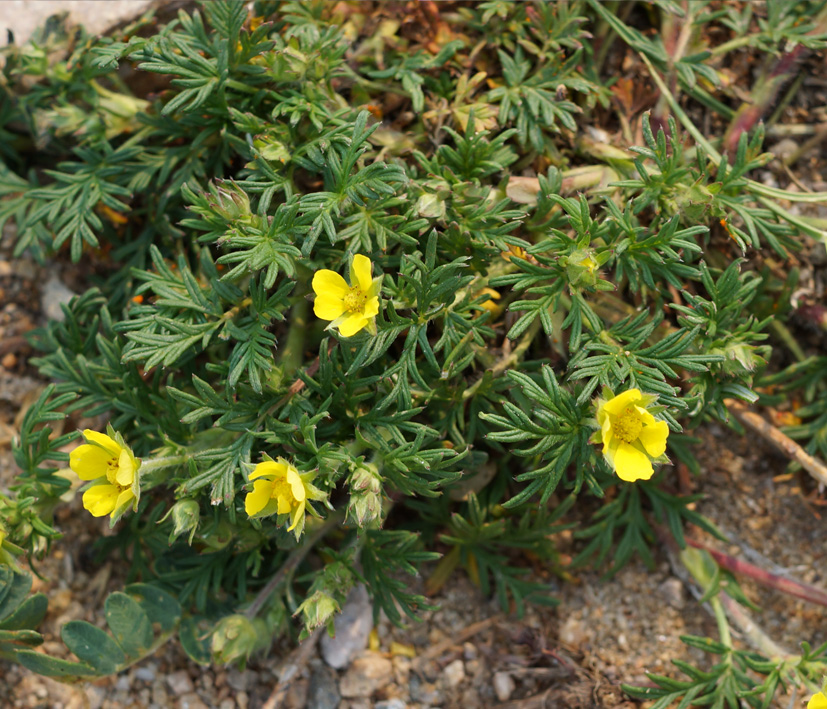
[
  {"x1": 61, "y1": 621, "x2": 126, "y2": 675},
  {"x1": 179, "y1": 617, "x2": 212, "y2": 665},
  {"x1": 104, "y1": 593, "x2": 154, "y2": 658},
  {"x1": 16, "y1": 650, "x2": 95, "y2": 680},
  {"x1": 0, "y1": 594, "x2": 49, "y2": 631},
  {"x1": 126, "y1": 583, "x2": 182, "y2": 633}
]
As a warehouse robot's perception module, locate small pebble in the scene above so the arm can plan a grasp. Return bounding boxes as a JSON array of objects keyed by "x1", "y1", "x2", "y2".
[
  {"x1": 134, "y1": 664, "x2": 157, "y2": 682},
  {"x1": 218, "y1": 700, "x2": 234, "y2": 709},
  {"x1": 442, "y1": 659, "x2": 465, "y2": 689},
  {"x1": 659, "y1": 578, "x2": 685, "y2": 610},
  {"x1": 375, "y1": 700, "x2": 407, "y2": 709},
  {"x1": 177, "y1": 693, "x2": 208, "y2": 709},
  {"x1": 339, "y1": 653, "x2": 393, "y2": 698},
  {"x1": 167, "y1": 670, "x2": 195, "y2": 695},
  {"x1": 320, "y1": 583, "x2": 373, "y2": 669},
  {"x1": 559, "y1": 616, "x2": 588, "y2": 647},
  {"x1": 1, "y1": 352, "x2": 16, "y2": 369},
  {"x1": 462, "y1": 642, "x2": 477, "y2": 661},
  {"x1": 493, "y1": 672, "x2": 515, "y2": 702}
]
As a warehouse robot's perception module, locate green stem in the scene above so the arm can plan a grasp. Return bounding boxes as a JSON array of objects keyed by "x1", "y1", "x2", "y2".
[
  {"x1": 710, "y1": 596, "x2": 732, "y2": 650},
  {"x1": 280, "y1": 297, "x2": 309, "y2": 377},
  {"x1": 244, "y1": 511, "x2": 343, "y2": 619},
  {"x1": 462, "y1": 316, "x2": 541, "y2": 402}
]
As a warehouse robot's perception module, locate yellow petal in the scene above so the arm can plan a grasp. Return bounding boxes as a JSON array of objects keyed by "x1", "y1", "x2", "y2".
[
  {"x1": 82, "y1": 485, "x2": 121, "y2": 517},
  {"x1": 115, "y1": 449, "x2": 135, "y2": 486},
  {"x1": 287, "y1": 501, "x2": 306, "y2": 531},
  {"x1": 114, "y1": 487, "x2": 135, "y2": 514},
  {"x1": 314, "y1": 295, "x2": 346, "y2": 321},
  {"x1": 601, "y1": 415, "x2": 613, "y2": 454},
  {"x1": 286, "y1": 466, "x2": 307, "y2": 503},
  {"x1": 635, "y1": 405, "x2": 656, "y2": 425},
  {"x1": 312, "y1": 269, "x2": 348, "y2": 299},
  {"x1": 362, "y1": 295, "x2": 380, "y2": 319},
  {"x1": 638, "y1": 420, "x2": 669, "y2": 457},
  {"x1": 613, "y1": 442, "x2": 653, "y2": 482},
  {"x1": 82, "y1": 430, "x2": 121, "y2": 457},
  {"x1": 808, "y1": 692, "x2": 827, "y2": 709},
  {"x1": 245, "y1": 479, "x2": 274, "y2": 516},
  {"x1": 350, "y1": 254, "x2": 373, "y2": 293},
  {"x1": 602, "y1": 389, "x2": 642, "y2": 416},
  {"x1": 70, "y1": 445, "x2": 112, "y2": 481},
  {"x1": 249, "y1": 461, "x2": 285, "y2": 481},
  {"x1": 338, "y1": 313, "x2": 369, "y2": 337},
  {"x1": 275, "y1": 492, "x2": 293, "y2": 515}
]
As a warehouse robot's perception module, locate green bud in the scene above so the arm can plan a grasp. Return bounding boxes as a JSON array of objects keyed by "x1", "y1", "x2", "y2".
[
  {"x1": 161, "y1": 499, "x2": 200, "y2": 545},
  {"x1": 211, "y1": 614, "x2": 261, "y2": 665},
  {"x1": 416, "y1": 192, "x2": 447, "y2": 219},
  {"x1": 295, "y1": 590, "x2": 340, "y2": 634},
  {"x1": 346, "y1": 462, "x2": 383, "y2": 528},
  {"x1": 253, "y1": 135, "x2": 290, "y2": 164},
  {"x1": 212, "y1": 182, "x2": 252, "y2": 221},
  {"x1": 566, "y1": 249, "x2": 600, "y2": 287}
]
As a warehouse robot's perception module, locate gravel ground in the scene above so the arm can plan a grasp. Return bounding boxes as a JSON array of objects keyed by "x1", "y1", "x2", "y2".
[{"x1": 0, "y1": 0, "x2": 153, "y2": 46}]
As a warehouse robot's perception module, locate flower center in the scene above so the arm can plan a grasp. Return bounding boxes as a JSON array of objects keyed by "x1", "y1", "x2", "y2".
[
  {"x1": 105, "y1": 457, "x2": 121, "y2": 486},
  {"x1": 343, "y1": 286, "x2": 367, "y2": 314},
  {"x1": 272, "y1": 478, "x2": 297, "y2": 506},
  {"x1": 614, "y1": 407, "x2": 643, "y2": 443}
]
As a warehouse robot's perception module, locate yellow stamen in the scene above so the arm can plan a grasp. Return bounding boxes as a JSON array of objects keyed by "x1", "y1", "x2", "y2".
[
  {"x1": 343, "y1": 286, "x2": 367, "y2": 313},
  {"x1": 614, "y1": 407, "x2": 643, "y2": 443}
]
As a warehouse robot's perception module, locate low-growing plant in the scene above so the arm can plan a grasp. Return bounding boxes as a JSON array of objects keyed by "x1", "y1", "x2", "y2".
[{"x1": 0, "y1": 1, "x2": 826, "y2": 704}]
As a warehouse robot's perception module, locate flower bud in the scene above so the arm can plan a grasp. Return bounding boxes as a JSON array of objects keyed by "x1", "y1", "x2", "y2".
[
  {"x1": 295, "y1": 590, "x2": 340, "y2": 634},
  {"x1": 346, "y1": 462, "x2": 383, "y2": 528},
  {"x1": 213, "y1": 182, "x2": 251, "y2": 221},
  {"x1": 566, "y1": 249, "x2": 600, "y2": 287},
  {"x1": 162, "y1": 499, "x2": 200, "y2": 545},
  {"x1": 211, "y1": 614, "x2": 261, "y2": 665},
  {"x1": 416, "y1": 192, "x2": 447, "y2": 219}
]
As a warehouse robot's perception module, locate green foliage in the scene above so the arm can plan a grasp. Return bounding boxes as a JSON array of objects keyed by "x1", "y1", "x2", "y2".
[{"x1": 0, "y1": 1, "x2": 823, "y2": 698}]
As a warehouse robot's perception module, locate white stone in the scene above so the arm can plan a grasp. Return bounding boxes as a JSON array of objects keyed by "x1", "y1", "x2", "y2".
[{"x1": 493, "y1": 672, "x2": 515, "y2": 702}]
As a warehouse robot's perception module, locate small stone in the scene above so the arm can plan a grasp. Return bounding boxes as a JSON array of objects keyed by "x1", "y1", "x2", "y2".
[
  {"x1": 559, "y1": 616, "x2": 587, "y2": 647},
  {"x1": 41, "y1": 275, "x2": 77, "y2": 323},
  {"x1": 659, "y1": 578, "x2": 685, "y2": 609},
  {"x1": 134, "y1": 664, "x2": 157, "y2": 682},
  {"x1": 442, "y1": 659, "x2": 465, "y2": 689},
  {"x1": 462, "y1": 643, "x2": 477, "y2": 661},
  {"x1": 177, "y1": 693, "x2": 208, "y2": 709},
  {"x1": 167, "y1": 670, "x2": 195, "y2": 695},
  {"x1": 218, "y1": 701, "x2": 234, "y2": 709},
  {"x1": 392, "y1": 656, "x2": 411, "y2": 685},
  {"x1": 339, "y1": 652, "x2": 393, "y2": 698},
  {"x1": 237, "y1": 692, "x2": 249, "y2": 709},
  {"x1": 375, "y1": 700, "x2": 407, "y2": 709},
  {"x1": 320, "y1": 583, "x2": 373, "y2": 669},
  {"x1": 307, "y1": 663, "x2": 340, "y2": 709},
  {"x1": 1, "y1": 352, "x2": 16, "y2": 369},
  {"x1": 227, "y1": 669, "x2": 257, "y2": 692},
  {"x1": 151, "y1": 680, "x2": 169, "y2": 706},
  {"x1": 410, "y1": 676, "x2": 441, "y2": 705},
  {"x1": 115, "y1": 676, "x2": 130, "y2": 692},
  {"x1": 493, "y1": 672, "x2": 515, "y2": 702}
]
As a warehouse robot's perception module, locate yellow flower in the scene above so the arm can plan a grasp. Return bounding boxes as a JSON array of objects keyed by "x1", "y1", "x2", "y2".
[
  {"x1": 596, "y1": 389, "x2": 669, "y2": 482},
  {"x1": 244, "y1": 458, "x2": 326, "y2": 538},
  {"x1": 70, "y1": 429, "x2": 140, "y2": 519},
  {"x1": 312, "y1": 254, "x2": 381, "y2": 337},
  {"x1": 809, "y1": 692, "x2": 827, "y2": 709},
  {"x1": 477, "y1": 287, "x2": 502, "y2": 315}
]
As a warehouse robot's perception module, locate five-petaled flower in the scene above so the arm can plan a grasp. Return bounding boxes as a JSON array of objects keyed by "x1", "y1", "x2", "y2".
[
  {"x1": 312, "y1": 254, "x2": 381, "y2": 337},
  {"x1": 595, "y1": 389, "x2": 669, "y2": 482},
  {"x1": 244, "y1": 457, "x2": 326, "y2": 539},
  {"x1": 70, "y1": 429, "x2": 140, "y2": 519},
  {"x1": 809, "y1": 692, "x2": 827, "y2": 709}
]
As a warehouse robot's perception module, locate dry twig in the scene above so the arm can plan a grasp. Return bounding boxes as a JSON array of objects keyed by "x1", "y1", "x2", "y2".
[{"x1": 726, "y1": 399, "x2": 827, "y2": 487}]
